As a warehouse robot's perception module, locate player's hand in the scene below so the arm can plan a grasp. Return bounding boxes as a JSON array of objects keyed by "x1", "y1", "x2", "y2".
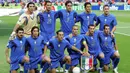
[
  {"x1": 111, "y1": 32, "x2": 115, "y2": 38},
  {"x1": 79, "y1": 51, "x2": 84, "y2": 55},
  {"x1": 41, "y1": 54, "x2": 46, "y2": 58},
  {"x1": 83, "y1": 52, "x2": 90, "y2": 57},
  {"x1": 86, "y1": 32, "x2": 89, "y2": 36},
  {"x1": 9, "y1": 32, "x2": 16, "y2": 40},
  {"x1": 6, "y1": 57, "x2": 11, "y2": 64}
]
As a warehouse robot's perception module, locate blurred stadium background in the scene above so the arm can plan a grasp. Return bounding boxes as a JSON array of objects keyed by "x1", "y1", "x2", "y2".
[{"x1": 0, "y1": 0, "x2": 130, "y2": 73}]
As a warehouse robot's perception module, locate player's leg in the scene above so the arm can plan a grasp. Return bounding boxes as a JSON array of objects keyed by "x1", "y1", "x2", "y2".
[
  {"x1": 63, "y1": 55, "x2": 71, "y2": 73},
  {"x1": 19, "y1": 56, "x2": 30, "y2": 73},
  {"x1": 11, "y1": 70, "x2": 17, "y2": 73},
  {"x1": 41, "y1": 55, "x2": 51, "y2": 73},
  {"x1": 50, "y1": 59, "x2": 59, "y2": 73},
  {"x1": 111, "y1": 51, "x2": 120, "y2": 73},
  {"x1": 103, "y1": 52, "x2": 112, "y2": 72},
  {"x1": 10, "y1": 61, "x2": 19, "y2": 73},
  {"x1": 69, "y1": 55, "x2": 80, "y2": 73},
  {"x1": 98, "y1": 52, "x2": 104, "y2": 73}
]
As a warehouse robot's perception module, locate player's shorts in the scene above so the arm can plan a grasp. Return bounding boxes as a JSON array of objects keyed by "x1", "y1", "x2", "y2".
[
  {"x1": 70, "y1": 54, "x2": 81, "y2": 66},
  {"x1": 40, "y1": 32, "x2": 55, "y2": 43},
  {"x1": 50, "y1": 55, "x2": 65, "y2": 69},
  {"x1": 10, "y1": 55, "x2": 24, "y2": 71},
  {"x1": 89, "y1": 51, "x2": 102, "y2": 65},
  {"x1": 104, "y1": 50, "x2": 115, "y2": 65},
  {"x1": 29, "y1": 55, "x2": 43, "y2": 69}
]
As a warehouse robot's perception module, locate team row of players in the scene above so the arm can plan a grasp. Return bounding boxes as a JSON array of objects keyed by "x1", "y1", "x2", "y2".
[{"x1": 6, "y1": 24, "x2": 120, "y2": 73}]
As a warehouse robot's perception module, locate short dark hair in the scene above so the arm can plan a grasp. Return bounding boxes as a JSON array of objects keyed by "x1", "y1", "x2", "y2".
[
  {"x1": 65, "y1": 0, "x2": 72, "y2": 6},
  {"x1": 27, "y1": 2, "x2": 35, "y2": 8},
  {"x1": 16, "y1": 27, "x2": 24, "y2": 33},
  {"x1": 88, "y1": 25, "x2": 95, "y2": 29},
  {"x1": 31, "y1": 26, "x2": 39, "y2": 34},
  {"x1": 84, "y1": 2, "x2": 91, "y2": 8},
  {"x1": 44, "y1": 1, "x2": 52, "y2": 6},
  {"x1": 56, "y1": 30, "x2": 63, "y2": 35},
  {"x1": 103, "y1": 5, "x2": 109, "y2": 9},
  {"x1": 103, "y1": 24, "x2": 109, "y2": 29}
]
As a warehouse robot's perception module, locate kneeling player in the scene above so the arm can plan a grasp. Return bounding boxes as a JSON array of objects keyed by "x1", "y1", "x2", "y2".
[
  {"x1": 5, "y1": 28, "x2": 29, "y2": 73},
  {"x1": 84, "y1": 25, "x2": 105, "y2": 73},
  {"x1": 65, "y1": 25, "x2": 90, "y2": 72},
  {"x1": 26, "y1": 26, "x2": 51, "y2": 73},
  {"x1": 98, "y1": 24, "x2": 120, "y2": 73},
  {"x1": 47, "y1": 30, "x2": 84, "y2": 73}
]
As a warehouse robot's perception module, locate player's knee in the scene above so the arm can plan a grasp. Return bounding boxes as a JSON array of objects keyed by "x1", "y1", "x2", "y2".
[
  {"x1": 66, "y1": 56, "x2": 71, "y2": 61},
  {"x1": 99, "y1": 52, "x2": 104, "y2": 58},
  {"x1": 24, "y1": 56, "x2": 29, "y2": 62},
  {"x1": 114, "y1": 52, "x2": 120, "y2": 58}
]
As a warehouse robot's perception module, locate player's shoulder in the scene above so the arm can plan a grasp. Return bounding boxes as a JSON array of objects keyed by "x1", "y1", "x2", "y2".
[
  {"x1": 91, "y1": 12, "x2": 96, "y2": 15},
  {"x1": 109, "y1": 14, "x2": 116, "y2": 18},
  {"x1": 98, "y1": 14, "x2": 103, "y2": 17}
]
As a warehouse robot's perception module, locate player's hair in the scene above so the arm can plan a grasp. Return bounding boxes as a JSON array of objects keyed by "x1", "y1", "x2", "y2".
[
  {"x1": 27, "y1": 2, "x2": 35, "y2": 8},
  {"x1": 56, "y1": 30, "x2": 63, "y2": 35},
  {"x1": 65, "y1": 0, "x2": 72, "y2": 6},
  {"x1": 103, "y1": 5, "x2": 109, "y2": 9},
  {"x1": 88, "y1": 25, "x2": 95, "y2": 29},
  {"x1": 31, "y1": 26, "x2": 39, "y2": 34},
  {"x1": 16, "y1": 27, "x2": 24, "y2": 33},
  {"x1": 72, "y1": 25, "x2": 78, "y2": 29},
  {"x1": 103, "y1": 24, "x2": 109, "y2": 29},
  {"x1": 84, "y1": 2, "x2": 91, "y2": 8},
  {"x1": 44, "y1": 1, "x2": 52, "y2": 5}
]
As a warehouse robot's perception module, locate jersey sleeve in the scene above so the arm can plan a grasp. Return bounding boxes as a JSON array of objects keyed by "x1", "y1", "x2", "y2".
[
  {"x1": 94, "y1": 14, "x2": 97, "y2": 21},
  {"x1": 7, "y1": 40, "x2": 15, "y2": 49},
  {"x1": 96, "y1": 16, "x2": 100, "y2": 26},
  {"x1": 47, "y1": 40, "x2": 54, "y2": 49},
  {"x1": 75, "y1": 14, "x2": 81, "y2": 22},
  {"x1": 112, "y1": 37, "x2": 116, "y2": 45},
  {"x1": 16, "y1": 14, "x2": 27, "y2": 25},
  {"x1": 113, "y1": 16, "x2": 117, "y2": 26},
  {"x1": 65, "y1": 40, "x2": 72, "y2": 49}
]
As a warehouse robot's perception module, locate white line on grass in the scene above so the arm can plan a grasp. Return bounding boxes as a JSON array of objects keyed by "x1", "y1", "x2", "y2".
[{"x1": 115, "y1": 32, "x2": 130, "y2": 36}]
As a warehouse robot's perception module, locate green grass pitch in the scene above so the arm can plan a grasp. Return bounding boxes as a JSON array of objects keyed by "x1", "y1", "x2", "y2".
[{"x1": 0, "y1": 10, "x2": 130, "y2": 73}]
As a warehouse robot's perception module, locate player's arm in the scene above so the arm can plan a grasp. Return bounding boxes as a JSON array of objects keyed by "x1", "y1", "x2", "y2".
[
  {"x1": 113, "y1": 37, "x2": 118, "y2": 51},
  {"x1": 71, "y1": 46, "x2": 83, "y2": 55},
  {"x1": 12, "y1": 16, "x2": 26, "y2": 34},
  {"x1": 5, "y1": 41, "x2": 13, "y2": 64},
  {"x1": 95, "y1": 16, "x2": 100, "y2": 27},
  {"x1": 43, "y1": 45, "x2": 47, "y2": 55},
  {"x1": 37, "y1": 15, "x2": 40, "y2": 24},
  {"x1": 111, "y1": 26, "x2": 116, "y2": 34},
  {"x1": 83, "y1": 40, "x2": 90, "y2": 56},
  {"x1": 5, "y1": 48, "x2": 10, "y2": 64}
]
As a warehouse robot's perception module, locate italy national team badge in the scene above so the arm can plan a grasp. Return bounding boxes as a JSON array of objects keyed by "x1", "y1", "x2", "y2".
[
  {"x1": 105, "y1": 37, "x2": 107, "y2": 40},
  {"x1": 80, "y1": 55, "x2": 93, "y2": 71},
  {"x1": 58, "y1": 44, "x2": 60, "y2": 48}
]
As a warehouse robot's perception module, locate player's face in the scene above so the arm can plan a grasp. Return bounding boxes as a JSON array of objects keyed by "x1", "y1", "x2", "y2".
[
  {"x1": 72, "y1": 26, "x2": 78, "y2": 35},
  {"x1": 103, "y1": 6, "x2": 109, "y2": 15},
  {"x1": 85, "y1": 4, "x2": 91, "y2": 13},
  {"x1": 66, "y1": 3, "x2": 72, "y2": 12},
  {"x1": 17, "y1": 30, "x2": 24, "y2": 39},
  {"x1": 89, "y1": 26, "x2": 95, "y2": 34},
  {"x1": 32, "y1": 28, "x2": 39, "y2": 37},
  {"x1": 57, "y1": 32, "x2": 64, "y2": 41},
  {"x1": 104, "y1": 26, "x2": 110, "y2": 34},
  {"x1": 28, "y1": 4, "x2": 35, "y2": 13},
  {"x1": 46, "y1": 2, "x2": 52, "y2": 11}
]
